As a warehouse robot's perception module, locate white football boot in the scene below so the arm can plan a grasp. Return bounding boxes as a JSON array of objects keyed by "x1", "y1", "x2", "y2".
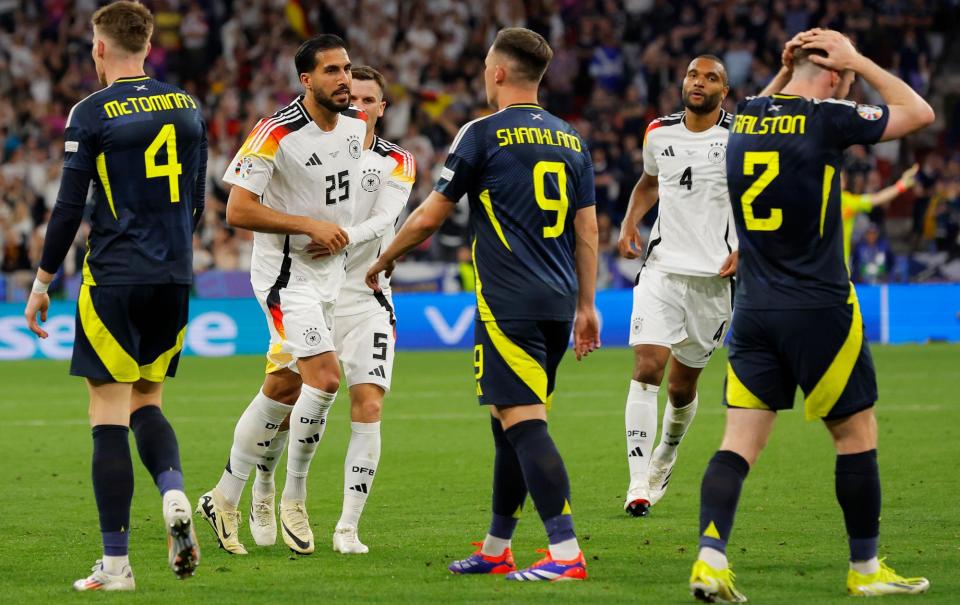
[
  {"x1": 249, "y1": 487, "x2": 277, "y2": 546},
  {"x1": 73, "y1": 560, "x2": 135, "y2": 592},
  {"x1": 279, "y1": 499, "x2": 314, "y2": 554},
  {"x1": 195, "y1": 489, "x2": 247, "y2": 555},
  {"x1": 333, "y1": 524, "x2": 369, "y2": 554}
]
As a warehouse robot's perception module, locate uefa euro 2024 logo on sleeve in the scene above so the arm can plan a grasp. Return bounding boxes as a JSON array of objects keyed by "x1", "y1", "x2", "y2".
[{"x1": 235, "y1": 156, "x2": 254, "y2": 179}]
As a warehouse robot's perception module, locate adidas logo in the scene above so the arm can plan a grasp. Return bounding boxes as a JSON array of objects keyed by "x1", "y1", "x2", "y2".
[
  {"x1": 660, "y1": 145, "x2": 675, "y2": 157},
  {"x1": 256, "y1": 439, "x2": 271, "y2": 447},
  {"x1": 368, "y1": 365, "x2": 386, "y2": 378},
  {"x1": 628, "y1": 446, "x2": 644, "y2": 458},
  {"x1": 298, "y1": 432, "x2": 321, "y2": 444},
  {"x1": 349, "y1": 483, "x2": 369, "y2": 494},
  {"x1": 256, "y1": 463, "x2": 269, "y2": 472},
  {"x1": 305, "y1": 152, "x2": 322, "y2": 166}
]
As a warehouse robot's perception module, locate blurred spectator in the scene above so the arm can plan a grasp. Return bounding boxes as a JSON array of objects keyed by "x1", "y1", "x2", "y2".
[
  {"x1": 852, "y1": 224, "x2": 894, "y2": 284},
  {"x1": 0, "y1": 0, "x2": 957, "y2": 299}
]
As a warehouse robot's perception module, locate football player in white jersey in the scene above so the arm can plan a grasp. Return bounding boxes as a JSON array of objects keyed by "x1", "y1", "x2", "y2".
[
  {"x1": 617, "y1": 55, "x2": 738, "y2": 517},
  {"x1": 195, "y1": 35, "x2": 368, "y2": 555},
  {"x1": 248, "y1": 66, "x2": 415, "y2": 555}
]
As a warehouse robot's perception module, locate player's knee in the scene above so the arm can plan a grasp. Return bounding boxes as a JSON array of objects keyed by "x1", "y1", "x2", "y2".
[
  {"x1": 667, "y1": 381, "x2": 697, "y2": 406},
  {"x1": 632, "y1": 356, "x2": 665, "y2": 385},
  {"x1": 262, "y1": 373, "x2": 301, "y2": 404},
  {"x1": 351, "y1": 397, "x2": 382, "y2": 423}
]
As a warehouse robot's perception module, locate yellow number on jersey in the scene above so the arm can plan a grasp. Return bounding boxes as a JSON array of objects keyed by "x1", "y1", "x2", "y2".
[
  {"x1": 741, "y1": 151, "x2": 781, "y2": 231},
  {"x1": 145, "y1": 124, "x2": 183, "y2": 203},
  {"x1": 533, "y1": 161, "x2": 568, "y2": 238}
]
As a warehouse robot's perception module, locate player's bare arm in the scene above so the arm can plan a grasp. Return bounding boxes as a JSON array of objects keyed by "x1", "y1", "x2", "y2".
[
  {"x1": 225, "y1": 184, "x2": 348, "y2": 252},
  {"x1": 24, "y1": 267, "x2": 54, "y2": 338},
  {"x1": 365, "y1": 190, "x2": 456, "y2": 290},
  {"x1": 757, "y1": 30, "x2": 810, "y2": 97},
  {"x1": 800, "y1": 29, "x2": 934, "y2": 140},
  {"x1": 617, "y1": 172, "x2": 659, "y2": 259},
  {"x1": 573, "y1": 205, "x2": 601, "y2": 361}
]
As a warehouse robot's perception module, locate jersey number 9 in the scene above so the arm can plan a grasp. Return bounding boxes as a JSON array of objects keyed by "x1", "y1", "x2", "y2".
[
  {"x1": 533, "y1": 161, "x2": 568, "y2": 238},
  {"x1": 145, "y1": 124, "x2": 183, "y2": 203},
  {"x1": 740, "y1": 151, "x2": 781, "y2": 231}
]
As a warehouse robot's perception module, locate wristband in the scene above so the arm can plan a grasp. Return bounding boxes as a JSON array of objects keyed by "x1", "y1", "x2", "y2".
[
  {"x1": 32, "y1": 278, "x2": 50, "y2": 295},
  {"x1": 895, "y1": 180, "x2": 907, "y2": 194}
]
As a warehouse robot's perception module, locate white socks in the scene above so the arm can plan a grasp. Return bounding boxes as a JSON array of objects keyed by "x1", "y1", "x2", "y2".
[
  {"x1": 337, "y1": 421, "x2": 381, "y2": 529},
  {"x1": 652, "y1": 394, "x2": 699, "y2": 464},
  {"x1": 217, "y1": 390, "x2": 292, "y2": 508},
  {"x1": 254, "y1": 429, "x2": 289, "y2": 499},
  {"x1": 481, "y1": 535, "x2": 511, "y2": 557},
  {"x1": 625, "y1": 380, "x2": 659, "y2": 483},
  {"x1": 851, "y1": 557, "x2": 880, "y2": 575},
  {"x1": 549, "y1": 537, "x2": 581, "y2": 561},
  {"x1": 698, "y1": 546, "x2": 728, "y2": 569},
  {"x1": 283, "y1": 384, "x2": 336, "y2": 502},
  {"x1": 101, "y1": 555, "x2": 129, "y2": 575}
]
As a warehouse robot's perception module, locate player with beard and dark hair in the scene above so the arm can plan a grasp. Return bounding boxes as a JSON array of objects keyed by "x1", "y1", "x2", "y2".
[
  {"x1": 195, "y1": 34, "x2": 368, "y2": 556},
  {"x1": 616, "y1": 55, "x2": 737, "y2": 517}
]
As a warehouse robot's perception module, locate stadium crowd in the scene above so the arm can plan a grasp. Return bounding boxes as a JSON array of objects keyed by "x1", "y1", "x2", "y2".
[{"x1": 1, "y1": 0, "x2": 959, "y2": 298}]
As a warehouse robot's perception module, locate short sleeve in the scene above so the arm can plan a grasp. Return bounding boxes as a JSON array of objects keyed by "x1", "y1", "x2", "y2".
[
  {"x1": 822, "y1": 101, "x2": 890, "y2": 149},
  {"x1": 62, "y1": 101, "x2": 100, "y2": 174},
  {"x1": 222, "y1": 119, "x2": 280, "y2": 196},
  {"x1": 641, "y1": 121, "x2": 660, "y2": 176},
  {"x1": 576, "y1": 141, "x2": 596, "y2": 209},
  {"x1": 434, "y1": 121, "x2": 485, "y2": 202}
]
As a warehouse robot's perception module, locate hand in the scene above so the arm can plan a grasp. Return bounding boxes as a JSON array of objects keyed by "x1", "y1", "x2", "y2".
[
  {"x1": 799, "y1": 29, "x2": 862, "y2": 72},
  {"x1": 573, "y1": 305, "x2": 601, "y2": 361},
  {"x1": 305, "y1": 242, "x2": 333, "y2": 259},
  {"x1": 305, "y1": 220, "x2": 348, "y2": 254},
  {"x1": 719, "y1": 250, "x2": 738, "y2": 278},
  {"x1": 617, "y1": 224, "x2": 644, "y2": 259},
  {"x1": 900, "y1": 163, "x2": 919, "y2": 188},
  {"x1": 25, "y1": 292, "x2": 50, "y2": 338},
  {"x1": 365, "y1": 256, "x2": 396, "y2": 292},
  {"x1": 782, "y1": 29, "x2": 815, "y2": 72}
]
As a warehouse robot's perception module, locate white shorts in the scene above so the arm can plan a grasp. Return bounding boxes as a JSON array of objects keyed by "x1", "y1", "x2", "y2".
[
  {"x1": 255, "y1": 285, "x2": 336, "y2": 373},
  {"x1": 334, "y1": 309, "x2": 395, "y2": 392},
  {"x1": 628, "y1": 267, "x2": 732, "y2": 368}
]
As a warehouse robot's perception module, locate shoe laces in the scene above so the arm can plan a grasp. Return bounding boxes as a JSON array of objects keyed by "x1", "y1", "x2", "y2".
[
  {"x1": 251, "y1": 501, "x2": 272, "y2": 525},
  {"x1": 529, "y1": 548, "x2": 553, "y2": 568},
  {"x1": 876, "y1": 558, "x2": 923, "y2": 583},
  {"x1": 284, "y1": 502, "x2": 310, "y2": 533}
]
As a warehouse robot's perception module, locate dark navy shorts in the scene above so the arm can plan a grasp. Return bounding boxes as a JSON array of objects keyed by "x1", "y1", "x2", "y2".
[
  {"x1": 474, "y1": 319, "x2": 572, "y2": 408},
  {"x1": 71, "y1": 284, "x2": 189, "y2": 383},
  {"x1": 724, "y1": 288, "x2": 877, "y2": 421}
]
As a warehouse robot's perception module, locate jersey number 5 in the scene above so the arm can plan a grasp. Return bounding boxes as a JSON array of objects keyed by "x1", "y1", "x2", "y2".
[
  {"x1": 740, "y1": 151, "x2": 781, "y2": 231},
  {"x1": 533, "y1": 161, "x2": 568, "y2": 238},
  {"x1": 145, "y1": 124, "x2": 183, "y2": 203}
]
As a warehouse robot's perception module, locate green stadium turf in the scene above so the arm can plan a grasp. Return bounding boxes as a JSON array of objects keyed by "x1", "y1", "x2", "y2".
[{"x1": 1, "y1": 344, "x2": 957, "y2": 603}]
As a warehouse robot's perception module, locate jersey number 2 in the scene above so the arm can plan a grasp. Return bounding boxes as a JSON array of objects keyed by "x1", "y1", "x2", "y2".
[
  {"x1": 741, "y1": 151, "x2": 781, "y2": 231},
  {"x1": 145, "y1": 124, "x2": 183, "y2": 203}
]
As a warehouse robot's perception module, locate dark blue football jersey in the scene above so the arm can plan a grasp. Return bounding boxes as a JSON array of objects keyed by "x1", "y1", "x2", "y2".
[
  {"x1": 435, "y1": 104, "x2": 595, "y2": 321},
  {"x1": 64, "y1": 75, "x2": 207, "y2": 285},
  {"x1": 726, "y1": 94, "x2": 889, "y2": 309}
]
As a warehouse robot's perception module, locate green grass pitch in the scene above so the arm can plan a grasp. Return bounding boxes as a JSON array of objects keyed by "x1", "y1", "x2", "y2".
[{"x1": 0, "y1": 344, "x2": 957, "y2": 603}]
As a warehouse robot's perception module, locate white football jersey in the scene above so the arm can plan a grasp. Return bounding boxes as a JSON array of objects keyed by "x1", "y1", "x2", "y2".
[
  {"x1": 336, "y1": 136, "x2": 416, "y2": 318},
  {"x1": 641, "y1": 109, "x2": 738, "y2": 276},
  {"x1": 223, "y1": 97, "x2": 367, "y2": 300}
]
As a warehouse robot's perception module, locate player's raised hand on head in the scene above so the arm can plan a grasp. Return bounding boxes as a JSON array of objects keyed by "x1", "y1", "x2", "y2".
[
  {"x1": 800, "y1": 29, "x2": 861, "y2": 72},
  {"x1": 783, "y1": 29, "x2": 817, "y2": 71},
  {"x1": 306, "y1": 220, "x2": 349, "y2": 254},
  {"x1": 25, "y1": 292, "x2": 50, "y2": 339},
  {"x1": 719, "y1": 250, "x2": 738, "y2": 278},
  {"x1": 573, "y1": 305, "x2": 601, "y2": 361},
  {"x1": 617, "y1": 224, "x2": 644, "y2": 259}
]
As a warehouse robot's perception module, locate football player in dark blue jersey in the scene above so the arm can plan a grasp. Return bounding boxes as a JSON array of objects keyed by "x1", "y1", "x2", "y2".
[
  {"x1": 690, "y1": 30, "x2": 934, "y2": 602},
  {"x1": 366, "y1": 28, "x2": 600, "y2": 582},
  {"x1": 23, "y1": 1, "x2": 204, "y2": 591}
]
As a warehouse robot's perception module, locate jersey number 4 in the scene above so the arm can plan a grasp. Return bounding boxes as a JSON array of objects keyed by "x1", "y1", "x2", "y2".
[
  {"x1": 740, "y1": 151, "x2": 781, "y2": 231},
  {"x1": 145, "y1": 124, "x2": 183, "y2": 203}
]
